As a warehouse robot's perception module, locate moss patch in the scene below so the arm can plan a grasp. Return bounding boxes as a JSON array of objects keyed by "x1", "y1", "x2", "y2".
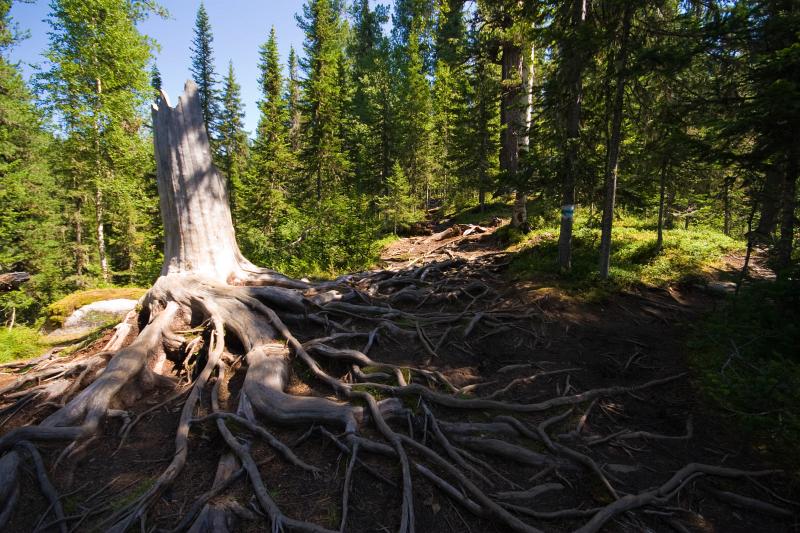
[{"x1": 45, "y1": 287, "x2": 147, "y2": 327}]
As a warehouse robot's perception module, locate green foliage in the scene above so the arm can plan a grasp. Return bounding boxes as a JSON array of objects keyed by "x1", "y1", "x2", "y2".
[
  {"x1": 218, "y1": 61, "x2": 248, "y2": 209},
  {"x1": 508, "y1": 214, "x2": 741, "y2": 289},
  {"x1": 0, "y1": 326, "x2": 43, "y2": 364},
  {"x1": 190, "y1": 2, "x2": 219, "y2": 139},
  {"x1": 377, "y1": 163, "x2": 418, "y2": 234},
  {"x1": 690, "y1": 280, "x2": 800, "y2": 462},
  {"x1": 297, "y1": 0, "x2": 350, "y2": 200}
]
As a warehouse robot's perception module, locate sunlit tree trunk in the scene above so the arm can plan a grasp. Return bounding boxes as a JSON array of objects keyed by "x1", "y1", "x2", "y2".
[
  {"x1": 558, "y1": 0, "x2": 587, "y2": 272},
  {"x1": 598, "y1": 3, "x2": 633, "y2": 280}
]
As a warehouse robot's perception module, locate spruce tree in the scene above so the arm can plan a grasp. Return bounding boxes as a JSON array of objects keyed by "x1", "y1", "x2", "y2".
[
  {"x1": 286, "y1": 46, "x2": 302, "y2": 153},
  {"x1": 297, "y1": 0, "x2": 349, "y2": 201},
  {"x1": 217, "y1": 61, "x2": 248, "y2": 211},
  {"x1": 349, "y1": 0, "x2": 393, "y2": 196},
  {"x1": 238, "y1": 27, "x2": 297, "y2": 267},
  {"x1": 189, "y1": 2, "x2": 219, "y2": 141},
  {"x1": 395, "y1": 12, "x2": 434, "y2": 206},
  {"x1": 0, "y1": 1, "x2": 68, "y2": 322},
  {"x1": 150, "y1": 62, "x2": 162, "y2": 102}
]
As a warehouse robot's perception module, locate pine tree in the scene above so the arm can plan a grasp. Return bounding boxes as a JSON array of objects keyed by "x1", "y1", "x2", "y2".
[
  {"x1": 150, "y1": 62, "x2": 162, "y2": 102},
  {"x1": 297, "y1": 0, "x2": 350, "y2": 202},
  {"x1": 378, "y1": 162, "x2": 416, "y2": 234},
  {"x1": 349, "y1": 0, "x2": 393, "y2": 196},
  {"x1": 217, "y1": 61, "x2": 248, "y2": 211},
  {"x1": 395, "y1": 13, "x2": 434, "y2": 206},
  {"x1": 286, "y1": 46, "x2": 302, "y2": 153},
  {"x1": 432, "y1": 0, "x2": 469, "y2": 206},
  {"x1": 189, "y1": 2, "x2": 219, "y2": 141},
  {"x1": 237, "y1": 27, "x2": 297, "y2": 267},
  {"x1": 0, "y1": 1, "x2": 69, "y2": 322}
]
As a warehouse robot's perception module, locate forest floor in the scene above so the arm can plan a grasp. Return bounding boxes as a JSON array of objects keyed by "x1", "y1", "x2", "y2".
[{"x1": 1, "y1": 219, "x2": 798, "y2": 532}]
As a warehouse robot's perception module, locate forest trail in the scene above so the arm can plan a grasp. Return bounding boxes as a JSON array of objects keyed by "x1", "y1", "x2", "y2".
[{"x1": 1, "y1": 220, "x2": 796, "y2": 533}]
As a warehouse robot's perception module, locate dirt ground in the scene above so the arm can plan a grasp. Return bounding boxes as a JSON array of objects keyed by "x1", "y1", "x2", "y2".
[{"x1": 2, "y1": 222, "x2": 798, "y2": 532}]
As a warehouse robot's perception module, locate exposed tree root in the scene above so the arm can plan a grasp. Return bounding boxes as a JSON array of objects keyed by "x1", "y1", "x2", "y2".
[
  {"x1": 9, "y1": 81, "x2": 779, "y2": 530},
  {"x1": 0, "y1": 261, "x2": 795, "y2": 532}
]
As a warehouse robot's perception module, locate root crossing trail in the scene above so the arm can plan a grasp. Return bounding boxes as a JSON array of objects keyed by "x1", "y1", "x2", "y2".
[{"x1": 1, "y1": 83, "x2": 796, "y2": 533}]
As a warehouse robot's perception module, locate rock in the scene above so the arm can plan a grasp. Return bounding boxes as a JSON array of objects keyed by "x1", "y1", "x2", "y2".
[
  {"x1": 47, "y1": 298, "x2": 138, "y2": 341},
  {"x1": 706, "y1": 281, "x2": 737, "y2": 296}
]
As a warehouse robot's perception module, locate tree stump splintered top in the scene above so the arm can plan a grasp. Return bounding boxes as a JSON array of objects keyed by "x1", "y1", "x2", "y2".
[{"x1": 152, "y1": 80, "x2": 244, "y2": 282}]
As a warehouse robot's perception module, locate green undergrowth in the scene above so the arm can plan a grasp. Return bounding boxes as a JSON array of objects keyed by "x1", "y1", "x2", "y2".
[
  {"x1": 689, "y1": 279, "x2": 800, "y2": 467},
  {"x1": 505, "y1": 213, "x2": 740, "y2": 293},
  {"x1": 45, "y1": 287, "x2": 147, "y2": 327},
  {"x1": 449, "y1": 198, "x2": 511, "y2": 226},
  {"x1": 0, "y1": 326, "x2": 44, "y2": 364}
]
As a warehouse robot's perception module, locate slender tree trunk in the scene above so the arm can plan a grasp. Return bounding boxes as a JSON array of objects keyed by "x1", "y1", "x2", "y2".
[
  {"x1": 598, "y1": 4, "x2": 633, "y2": 279},
  {"x1": 511, "y1": 44, "x2": 535, "y2": 231},
  {"x1": 656, "y1": 159, "x2": 668, "y2": 251},
  {"x1": 776, "y1": 138, "x2": 799, "y2": 276},
  {"x1": 754, "y1": 163, "x2": 783, "y2": 239},
  {"x1": 558, "y1": 0, "x2": 588, "y2": 272},
  {"x1": 74, "y1": 193, "x2": 84, "y2": 277},
  {"x1": 723, "y1": 176, "x2": 731, "y2": 236},
  {"x1": 93, "y1": 77, "x2": 109, "y2": 282},
  {"x1": 95, "y1": 187, "x2": 109, "y2": 282},
  {"x1": 500, "y1": 42, "x2": 522, "y2": 183}
]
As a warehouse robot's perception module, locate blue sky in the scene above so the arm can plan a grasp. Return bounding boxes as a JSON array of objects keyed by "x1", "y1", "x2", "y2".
[{"x1": 8, "y1": 1, "x2": 312, "y2": 133}]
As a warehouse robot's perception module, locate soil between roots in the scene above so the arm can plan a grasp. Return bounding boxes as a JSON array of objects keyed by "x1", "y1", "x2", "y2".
[{"x1": 2, "y1": 225, "x2": 797, "y2": 533}]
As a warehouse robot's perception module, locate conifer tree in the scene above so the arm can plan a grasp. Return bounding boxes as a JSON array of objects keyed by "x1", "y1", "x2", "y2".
[
  {"x1": 189, "y1": 2, "x2": 219, "y2": 141},
  {"x1": 286, "y1": 46, "x2": 302, "y2": 153},
  {"x1": 349, "y1": 0, "x2": 393, "y2": 196},
  {"x1": 0, "y1": 1, "x2": 68, "y2": 321},
  {"x1": 150, "y1": 62, "x2": 162, "y2": 102},
  {"x1": 238, "y1": 27, "x2": 297, "y2": 266},
  {"x1": 396, "y1": 14, "x2": 434, "y2": 206},
  {"x1": 39, "y1": 0, "x2": 155, "y2": 283},
  {"x1": 297, "y1": 0, "x2": 349, "y2": 202},
  {"x1": 217, "y1": 61, "x2": 248, "y2": 210},
  {"x1": 432, "y1": 0, "x2": 469, "y2": 206}
]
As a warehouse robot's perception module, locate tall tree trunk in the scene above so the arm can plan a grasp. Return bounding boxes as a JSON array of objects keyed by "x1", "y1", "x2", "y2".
[
  {"x1": 598, "y1": 4, "x2": 633, "y2": 280},
  {"x1": 511, "y1": 44, "x2": 535, "y2": 231},
  {"x1": 74, "y1": 193, "x2": 84, "y2": 277},
  {"x1": 754, "y1": 163, "x2": 783, "y2": 240},
  {"x1": 95, "y1": 187, "x2": 109, "y2": 282},
  {"x1": 500, "y1": 42, "x2": 522, "y2": 183},
  {"x1": 656, "y1": 158, "x2": 668, "y2": 251},
  {"x1": 776, "y1": 138, "x2": 799, "y2": 276},
  {"x1": 723, "y1": 176, "x2": 731, "y2": 236},
  {"x1": 94, "y1": 77, "x2": 109, "y2": 282},
  {"x1": 557, "y1": 0, "x2": 588, "y2": 272}
]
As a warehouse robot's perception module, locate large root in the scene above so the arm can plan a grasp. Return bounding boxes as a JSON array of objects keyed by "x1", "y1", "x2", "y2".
[{"x1": 0, "y1": 262, "x2": 795, "y2": 533}]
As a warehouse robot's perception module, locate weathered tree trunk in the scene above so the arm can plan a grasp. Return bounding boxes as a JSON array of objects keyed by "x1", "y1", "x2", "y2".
[
  {"x1": 513, "y1": 44, "x2": 535, "y2": 231},
  {"x1": 598, "y1": 4, "x2": 633, "y2": 280},
  {"x1": 152, "y1": 82, "x2": 298, "y2": 287},
  {"x1": 558, "y1": 0, "x2": 588, "y2": 272}
]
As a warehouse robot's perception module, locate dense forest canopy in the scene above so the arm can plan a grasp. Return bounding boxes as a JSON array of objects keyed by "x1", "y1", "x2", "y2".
[{"x1": 1, "y1": 0, "x2": 797, "y2": 322}]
